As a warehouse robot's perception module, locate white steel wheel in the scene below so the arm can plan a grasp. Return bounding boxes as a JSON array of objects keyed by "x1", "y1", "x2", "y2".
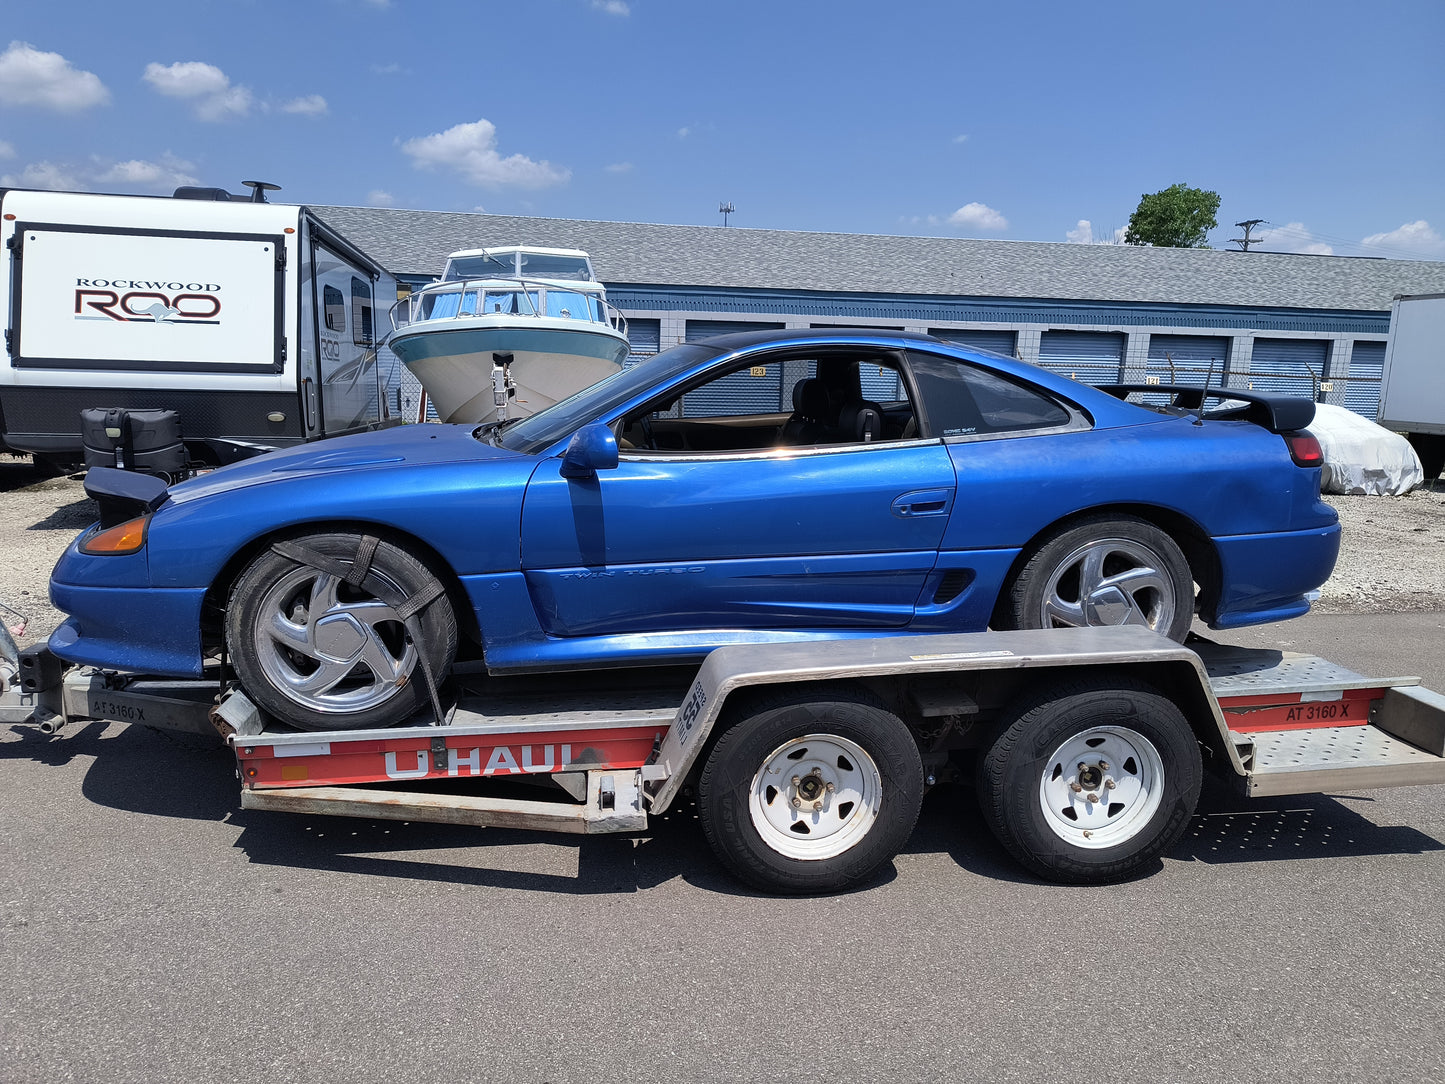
[
  {"x1": 1037, "y1": 725, "x2": 1165, "y2": 850},
  {"x1": 978, "y1": 678, "x2": 1202, "y2": 885},
  {"x1": 748, "y1": 733, "x2": 883, "y2": 861},
  {"x1": 697, "y1": 692, "x2": 924, "y2": 895}
]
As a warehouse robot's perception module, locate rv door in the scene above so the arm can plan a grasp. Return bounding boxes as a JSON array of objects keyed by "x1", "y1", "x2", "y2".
[{"x1": 305, "y1": 240, "x2": 383, "y2": 437}]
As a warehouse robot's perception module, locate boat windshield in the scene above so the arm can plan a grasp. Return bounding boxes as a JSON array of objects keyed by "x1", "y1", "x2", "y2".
[
  {"x1": 498, "y1": 343, "x2": 722, "y2": 454},
  {"x1": 517, "y1": 252, "x2": 592, "y2": 281},
  {"x1": 444, "y1": 253, "x2": 516, "y2": 280}
]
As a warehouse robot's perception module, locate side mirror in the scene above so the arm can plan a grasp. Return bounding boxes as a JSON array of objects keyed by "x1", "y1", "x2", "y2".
[{"x1": 559, "y1": 422, "x2": 619, "y2": 478}]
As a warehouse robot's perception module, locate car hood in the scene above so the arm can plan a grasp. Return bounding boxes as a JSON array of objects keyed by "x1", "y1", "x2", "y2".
[{"x1": 167, "y1": 424, "x2": 528, "y2": 504}]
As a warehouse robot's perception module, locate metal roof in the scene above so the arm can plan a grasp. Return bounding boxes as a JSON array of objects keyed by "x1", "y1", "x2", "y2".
[{"x1": 313, "y1": 205, "x2": 1445, "y2": 313}]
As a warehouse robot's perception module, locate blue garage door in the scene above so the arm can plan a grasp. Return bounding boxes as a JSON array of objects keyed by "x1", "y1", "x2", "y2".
[
  {"x1": 928, "y1": 328, "x2": 1018, "y2": 358},
  {"x1": 1247, "y1": 339, "x2": 1328, "y2": 400},
  {"x1": 1146, "y1": 335, "x2": 1231, "y2": 388},
  {"x1": 685, "y1": 319, "x2": 785, "y2": 343},
  {"x1": 681, "y1": 320, "x2": 787, "y2": 416},
  {"x1": 624, "y1": 318, "x2": 661, "y2": 370},
  {"x1": 1346, "y1": 341, "x2": 1385, "y2": 418},
  {"x1": 1037, "y1": 331, "x2": 1125, "y2": 386}
]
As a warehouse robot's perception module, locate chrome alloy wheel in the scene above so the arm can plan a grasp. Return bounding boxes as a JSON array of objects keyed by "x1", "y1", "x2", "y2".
[
  {"x1": 1038, "y1": 537, "x2": 1177, "y2": 632},
  {"x1": 748, "y1": 733, "x2": 882, "y2": 860},
  {"x1": 1037, "y1": 726, "x2": 1165, "y2": 849},
  {"x1": 252, "y1": 564, "x2": 417, "y2": 716}
]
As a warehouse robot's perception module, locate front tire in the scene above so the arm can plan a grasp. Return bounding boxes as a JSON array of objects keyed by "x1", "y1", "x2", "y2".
[
  {"x1": 698, "y1": 690, "x2": 924, "y2": 894},
  {"x1": 226, "y1": 532, "x2": 457, "y2": 731},
  {"x1": 977, "y1": 679, "x2": 1202, "y2": 884},
  {"x1": 996, "y1": 514, "x2": 1194, "y2": 642}
]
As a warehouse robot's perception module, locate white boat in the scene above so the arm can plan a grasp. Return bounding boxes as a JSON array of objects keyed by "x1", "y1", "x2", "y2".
[{"x1": 386, "y1": 246, "x2": 629, "y2": 422}]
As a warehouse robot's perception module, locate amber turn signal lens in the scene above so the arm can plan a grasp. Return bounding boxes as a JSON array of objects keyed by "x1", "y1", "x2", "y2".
[{"x1": 80, "y1": 515, "x2": 150, "y2": 555}]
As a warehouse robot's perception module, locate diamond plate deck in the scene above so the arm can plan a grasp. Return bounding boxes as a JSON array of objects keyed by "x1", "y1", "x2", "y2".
[{"x1": 1194, "y1": 642, "x2": 1419, "y2": 698}]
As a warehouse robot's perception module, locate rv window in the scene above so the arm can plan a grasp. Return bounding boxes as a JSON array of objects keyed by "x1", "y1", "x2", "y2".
[
  {"x1": 323, "y1": 285, "x2": 346, "y2": 334},
  {"x1": 351, "y1": 277, "x2": 374, "y2": 346}
]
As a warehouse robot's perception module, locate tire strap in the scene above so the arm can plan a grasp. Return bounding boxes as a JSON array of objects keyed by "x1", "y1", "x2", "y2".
[{"x1": 270, "y1": 538, "x2": 449, "y2": 727}]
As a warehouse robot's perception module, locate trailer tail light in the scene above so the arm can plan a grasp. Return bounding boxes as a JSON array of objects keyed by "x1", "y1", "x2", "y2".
[
  {"x1": 1284, "y1": 431, "x2": 1324, "y2": 468},
  {"x1": 80, "y1": 515, "x2": 150, "y2": 555}
]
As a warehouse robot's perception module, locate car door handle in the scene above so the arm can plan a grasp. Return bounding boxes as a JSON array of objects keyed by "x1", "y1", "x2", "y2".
[{"x1": 891, "y1": 489, "x2": 952, "y2": 518}]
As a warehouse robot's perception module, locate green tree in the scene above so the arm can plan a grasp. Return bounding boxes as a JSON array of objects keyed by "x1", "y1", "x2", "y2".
[{"x1": 1124, "y1": 183, "x2": 1221, "y2": 248}]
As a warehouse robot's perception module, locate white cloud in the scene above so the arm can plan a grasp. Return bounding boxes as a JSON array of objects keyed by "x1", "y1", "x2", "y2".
[
  {"x1": 0, "y1": 42, "x2": 109, "y2": 112},
  {"x1": 590, "y1": 0, "x2": 631, "y2": 13},
  {"x1": 0, "y1": 160, "x2": 86, "y2": 190},
  {"x1": 0, "y1": 140, "x2": 13, "y2": 159},
  {"x1": 371, "y1": 62, "x2": 406, "y2": 75},
  {"x1": 143, "y1": 61, "x2": 253, "y2": 121},
  {"x1": 604, "y1": 161, "x2": 634, "y2": 174},
  {"x1": 1066, "y1": 219, "x2": 1126, "y2": 245},
  {"x1": 281, "y1": 94, "x2": 328, "y2": 117},
  {"x1": 1361, "y1": 220, "x2": 1445, "y2": 260},
  {"x1": 952, "y1": 134, "x2": 968, "y2": 144},
  {"x1": 367, "y1": 189, "x2": 395, "y2": 207},
  {"x1": 1256, "y1": 222, "x2": 1333, "y2": 255},
  {"x1": 400, "y1": 118, "x2": 569, "y2": 189},
  {"x1": 948, "y1": 202, "x2": 1008, "y2": 231},
  {"x1": 900, "y1": 214, "x2": 942, "y2": 227},
  {"x1": 2, "y1": 153, "x2": 198, "y2": 193},
  {"x1": 97, "y1": 155, "x2": 198, "y2": 189},
  {"x1": 677, "y1": 126, "x2": 690, "y2": 138}
]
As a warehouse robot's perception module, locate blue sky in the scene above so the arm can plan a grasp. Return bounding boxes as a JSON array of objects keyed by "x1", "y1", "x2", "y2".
[{"x1": 2, "y1": 0, "x2": 1442, "y2": 260}]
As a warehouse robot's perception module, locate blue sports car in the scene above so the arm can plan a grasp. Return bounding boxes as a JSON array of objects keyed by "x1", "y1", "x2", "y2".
[{"x1": 49, "y1": 329, "x2": 1340, "y2": 730}]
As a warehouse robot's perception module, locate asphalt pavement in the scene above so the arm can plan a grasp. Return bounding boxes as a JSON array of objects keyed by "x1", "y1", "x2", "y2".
[{"x1": 3, "y1": 611, "x2": 1444, "y2": 1083}]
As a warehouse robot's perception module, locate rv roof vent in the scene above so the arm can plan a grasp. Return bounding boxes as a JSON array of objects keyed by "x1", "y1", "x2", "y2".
[
  {"x1": 172, "y1": 186, "x2": 234, "y2": 201},
  {"x1": 242, "y1": 180, "x2": 282, "y2": 204}
]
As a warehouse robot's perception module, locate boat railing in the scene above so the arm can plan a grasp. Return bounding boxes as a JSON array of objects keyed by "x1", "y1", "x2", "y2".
[{"x1": 388, "y1": 277, "x2": 628, "y2": 340}]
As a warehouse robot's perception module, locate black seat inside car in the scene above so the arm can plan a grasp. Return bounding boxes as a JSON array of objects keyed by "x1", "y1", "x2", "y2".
[
  {"x1": 781, "y1": 378, "x2": 834, "y2": 444},
  {"x1": 836, "y1": 399, "x2": 885, "y2": 443}
]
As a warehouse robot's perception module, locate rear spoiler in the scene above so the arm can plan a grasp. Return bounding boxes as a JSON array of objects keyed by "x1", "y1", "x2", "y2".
[
  {"x1": 84, "y1": 467, "x2": 171, "y2": 529},
  {"x1": 1098, "y1": 384, "x2": 1315, "y2": 434}
]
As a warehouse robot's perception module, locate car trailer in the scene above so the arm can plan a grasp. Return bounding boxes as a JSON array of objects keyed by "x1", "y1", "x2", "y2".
[{"x1": 4, "y1": 625, "x2": 1445, "y2": 892}]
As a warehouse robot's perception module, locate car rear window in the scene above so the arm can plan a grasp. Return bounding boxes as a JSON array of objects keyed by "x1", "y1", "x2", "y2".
[{"x1": 907, "y1": 352, "x2": 1071, "y2": 437}]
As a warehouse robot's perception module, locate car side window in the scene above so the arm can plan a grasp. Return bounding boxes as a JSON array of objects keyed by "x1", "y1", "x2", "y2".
[
  {"x1": 907, "y1": 351, "x2": 1071, "y2": 438},
  {"x1": 619, "y1": 351, "x2": 917, "y2": 454}
]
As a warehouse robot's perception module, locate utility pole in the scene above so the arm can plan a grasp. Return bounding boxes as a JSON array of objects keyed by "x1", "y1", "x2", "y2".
[
  {"x1": 1231, "y1": 219, "x2": 1265, "y2": 251},
  {"x1": 719, "y1": 201, "x2": 735, "y2": 226}
]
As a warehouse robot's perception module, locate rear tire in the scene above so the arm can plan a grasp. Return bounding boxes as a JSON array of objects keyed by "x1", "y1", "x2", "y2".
[
  {"x1": 226, "y1": 532, "x2": 456, "y2": 731},
  {"x1": 977, "y1": 678, "x2": 1202, "y2": 884},
  {"x1": 996, "y1": 514, "x2": 1194, "y2": 642},
  {"x1": 698, "y1": 690, "x2": 923, "y2": 894}
]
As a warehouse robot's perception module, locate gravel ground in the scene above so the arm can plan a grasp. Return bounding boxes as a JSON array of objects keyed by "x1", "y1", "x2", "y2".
[{"x1": 1, "y1": 456, "x2": 1442, "y2": 648}]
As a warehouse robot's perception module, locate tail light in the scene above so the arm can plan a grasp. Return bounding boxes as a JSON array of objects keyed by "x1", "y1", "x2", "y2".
[{"x1": 1284, "y1": 431, "x2": 1323, "y2": 468}]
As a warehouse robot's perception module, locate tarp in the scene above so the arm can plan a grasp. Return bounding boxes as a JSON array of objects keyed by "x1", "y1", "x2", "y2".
[{"x1": 1310, "y1": 403, "x2": 1424, "y2": 496}]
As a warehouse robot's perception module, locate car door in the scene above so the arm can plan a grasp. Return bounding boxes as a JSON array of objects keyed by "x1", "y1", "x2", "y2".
[{"x1": 517, "y1": 353, "x2": 957, "y2": 637}]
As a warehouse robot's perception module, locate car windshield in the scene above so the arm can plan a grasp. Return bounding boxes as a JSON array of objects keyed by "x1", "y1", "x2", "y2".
[{"x1": 498, "y1": 343, "x2": 722, "y2": 453}]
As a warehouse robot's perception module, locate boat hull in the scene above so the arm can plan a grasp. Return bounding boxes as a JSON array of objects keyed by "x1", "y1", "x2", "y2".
[{"x1": 390, "y1": 320, "x2": 629, "y2": 422}]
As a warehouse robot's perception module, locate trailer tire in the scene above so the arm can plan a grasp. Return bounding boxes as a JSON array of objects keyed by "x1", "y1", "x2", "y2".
[
  {"x1": 697, "y1": 690, "x2": 923, "y2": 894},
  {"x1": 977, "y1": 678, "x2": 1201, "y2": 884},
  {"x1": 226, "y1": 532, "x2": 456, "y2": 731}
]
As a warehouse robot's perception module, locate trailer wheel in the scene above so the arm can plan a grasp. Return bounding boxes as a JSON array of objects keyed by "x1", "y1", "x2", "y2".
[
  {"x1": 697, "y1": 691, "x2": 923, "y2": 894},
  {"x1": 226, "y1": 532, "x2": 456, "y2": 731},
  {"x1": 978, "y1": 679, "x2": 1201, "y2": 884}
]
